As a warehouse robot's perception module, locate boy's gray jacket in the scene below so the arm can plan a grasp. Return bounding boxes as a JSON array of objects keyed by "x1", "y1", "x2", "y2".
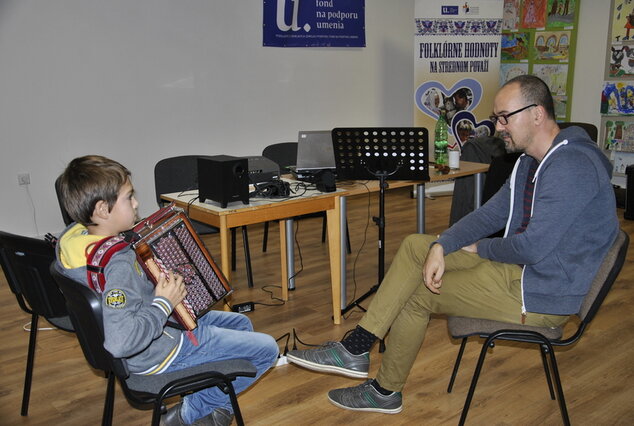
[
  {"x1": 54, "y1": 233, "x2": 183, "y2": 374},
  {"x1": 437, "y1": 126, "x2": 619, "y2": 315}
]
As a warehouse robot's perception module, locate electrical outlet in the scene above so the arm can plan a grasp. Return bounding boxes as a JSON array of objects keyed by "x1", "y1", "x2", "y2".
[{"x1": 17, "y1": 173, "x2": 30, "y2": 186}]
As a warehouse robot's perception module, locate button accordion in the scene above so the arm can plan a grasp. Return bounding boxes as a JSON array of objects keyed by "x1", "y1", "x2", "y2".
[{"x1": 86, "y1": 204, "x2": 231, "y2": 330}]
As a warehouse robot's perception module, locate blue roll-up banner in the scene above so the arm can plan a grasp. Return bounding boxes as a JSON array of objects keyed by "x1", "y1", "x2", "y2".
[{"x1": 263, "y1": 0, "x2": 365, "y2": 47}]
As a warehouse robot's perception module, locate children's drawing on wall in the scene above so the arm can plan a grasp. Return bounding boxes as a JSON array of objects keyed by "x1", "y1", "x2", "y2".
[
  {"x1": 502, "y1": 0, "x2": 520, "y2": 30},
  {"x1": 521, "y1": 0, "x2": 547, "y2": 29},
  {"x1": 501, "y1": 32, "x2": 530, "y2": 60},
  {"x1": 610, "y1": 44, "x2": 634, "y2": 77},
  {"x1": 534, "y1": 64, "x2": 568, "y2": 118},
  {"x1": 500, "y1": 63, "x2": 529, "y2": 87},
  {"x1": 603, "y1": 120, "x2": 634, "y2": 152},
  {"x1": 611, "y1": 0, "x2": 634, "y2": 42},
  {"x1": 546, "y1": 0, "x2": 576, "y2": 28},
  {"x1": 533, "y1": 30, "x2": 570, "y2": 61},
  {"x1": 601, "y1": 81, "x2": 634, "y2": 115}
]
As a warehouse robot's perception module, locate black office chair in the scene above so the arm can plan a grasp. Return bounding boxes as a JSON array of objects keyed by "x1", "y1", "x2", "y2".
[
  {"x1": 50, "y1": 265, "x2": 257, "y2": 426},
  {"x1": 0, "y1": 231, "x2": 74, "y2": 416},
  {"x1": 261, "y1": 143, "x2": 351, "y2": 254},
  {"x1": 446, "y1": 229, "x2": 629, "y2": 426},
  {"x1": 154, "y1": 156, "x2": 255, "y2": 287}
]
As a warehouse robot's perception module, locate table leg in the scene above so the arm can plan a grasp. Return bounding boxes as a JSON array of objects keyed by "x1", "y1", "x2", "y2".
[
  {"x1": 417, "y1": 183, "x2": 425, "y2": 234},
  {"x1": 219, "y1": 217, "x2": 231, "y2": 311},
  {"x1": 286, "y1": 219, "x2": 295, "y2": 291},
  {"x1": 327, "y1": 197, "x2": 342, "y2": 325},
  {"x1": 340, "y1": 196, "x2": 348, "y2": 309},
  {"x1": 474, "y1": 172, "x2": 483, "y2": 209},
  {"x1": 279, "y1": 220, "x2": 289, "y2": 301}
]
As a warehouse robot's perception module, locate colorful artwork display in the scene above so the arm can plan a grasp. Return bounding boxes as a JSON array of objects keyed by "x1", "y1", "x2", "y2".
[
  {"x1": 500, "y1": 63, "x2": 529, "y2": 86},
  {"x1": 501, "y1": 32, "x2": 530, "y2": 60},
  {"x1": 610, "y1": 0, "x2": 634, "y2": 43},
  {"x1": 601, "y1": 81, "x2": 634, "y2": 115},
  {"x1": 501, "y1": 0, "x2": 578, "y2": 120},
  {"x1": 521, "y1": 0, "x2": 547, "y2": 29},
  {"x1": 503, "y1": 0, "x2": 520, "y2": 30},
  {"x1": 546, "y1": 0, "x2": 577, "y2": 28},
  {"x1": 533, "y1": 30, "x2": 570, "y2": 61}
]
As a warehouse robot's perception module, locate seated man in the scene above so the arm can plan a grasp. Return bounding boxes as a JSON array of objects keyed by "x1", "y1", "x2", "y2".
[{"x1": 286, "y1": 75, "x2": 619, "y2": 414}]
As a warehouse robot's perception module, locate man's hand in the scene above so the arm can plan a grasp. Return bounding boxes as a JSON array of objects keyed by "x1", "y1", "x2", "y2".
[
  {"x1": 155, "y1": 271, "x2": 187, "y2": 308},
  {"x1": 423, "y1": 243, "x2": 445, "y2": 294}
]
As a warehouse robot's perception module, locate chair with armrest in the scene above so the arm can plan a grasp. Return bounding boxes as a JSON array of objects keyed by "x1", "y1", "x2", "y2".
[
  {"x1": 0, "y1": 231, "x2": 74, "y2": 416},
  {"x1": 50, "y1": 265, "x2": 257, "y2": 426},
  {"x1": 154, "y1": 155, "x2": 255, "y2": 287},
  {"x1": 261, "y1": 142, "x2": 351, "y2": 254},
  {"x1": 446, "y1": 229, "x2": 629, "y2": 426}
]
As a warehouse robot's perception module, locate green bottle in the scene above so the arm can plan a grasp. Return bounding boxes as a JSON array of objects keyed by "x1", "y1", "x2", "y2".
[{"x1": 434, "y1": 108, "x2": 449, "y2": 165}]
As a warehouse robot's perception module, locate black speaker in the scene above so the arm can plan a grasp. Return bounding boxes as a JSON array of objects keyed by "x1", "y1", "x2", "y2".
[
  {"x1": 625, "y1": 164, "x2": 634, "y2": 220},
  {"x1": 198, "y1": 155, "x2": 249, "y2": 208}
]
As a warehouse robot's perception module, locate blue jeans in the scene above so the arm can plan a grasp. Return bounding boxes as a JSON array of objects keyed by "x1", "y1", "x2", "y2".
[{"x1": 164, "y1": 310, "x2": 278, "y2": 424}]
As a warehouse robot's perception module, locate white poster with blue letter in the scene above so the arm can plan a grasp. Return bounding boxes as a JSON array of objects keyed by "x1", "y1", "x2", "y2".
[
  {"x1": 263, "y1": 0, "x2": 365, "y2": 47},
  {"x1": 414, "y1": 1, "x2": 502, "y2": 151}
]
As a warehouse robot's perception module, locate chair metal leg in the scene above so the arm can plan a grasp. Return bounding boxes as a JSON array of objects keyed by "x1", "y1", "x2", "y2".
[
  {"x1": 540, "y1": 344, "x2": 556, "y2": 400},
  {"x1": 543, "y1": 341, "x2": 571, "y2": 426},
  {"x1": 262, "y1": 221, "x2": 269, "y2": 252},
  {"x1": 241, "y1": 226, "x2": 254, "y2": 288},
  {"x1": 21, "y1": 313, "x2": 38, "y2": 416},
  {"x1": 225, "y1": 380, "x2": 246, "y2": 426},
  {"x1": 459, "y1": 335, "x2": 494, "y2": 426},
  {"x1": 447, "y1": 337, "x2": 468, "y2": 393},
  {"x1": 102, "y1": 372, "x2": 116, "y2": 426}
]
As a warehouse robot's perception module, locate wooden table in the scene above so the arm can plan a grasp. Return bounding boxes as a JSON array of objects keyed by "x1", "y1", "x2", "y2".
[
  {"x1": 162, "y1": 160, "x2": 489, "y2": 324},
  {"x1": 161, "y1": 185, "x2": 346, "y2": 323}
]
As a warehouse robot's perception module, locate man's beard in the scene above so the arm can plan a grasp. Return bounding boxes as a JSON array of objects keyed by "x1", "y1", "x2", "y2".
[{"x1": 497, "y1": 131, "x2": 520, "y2": 153}]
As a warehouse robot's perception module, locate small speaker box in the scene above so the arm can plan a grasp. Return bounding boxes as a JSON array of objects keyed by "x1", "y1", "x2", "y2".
[{"x1": 198, "y1": 155, "x2": 249, "y2": 208}]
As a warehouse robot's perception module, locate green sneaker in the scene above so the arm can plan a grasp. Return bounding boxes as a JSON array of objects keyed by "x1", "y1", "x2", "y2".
[
  {"x1": 327, "y1": 380, "x2": 403, "y2": 414},
  {"x1": 287, "y1": 341, "x2": 369, "y2": 378}
]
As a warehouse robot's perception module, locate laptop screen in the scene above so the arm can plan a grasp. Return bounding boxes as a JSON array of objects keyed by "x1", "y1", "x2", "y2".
[{"x1": 296, "y1": 130, "x2": 336, "y2": 171}]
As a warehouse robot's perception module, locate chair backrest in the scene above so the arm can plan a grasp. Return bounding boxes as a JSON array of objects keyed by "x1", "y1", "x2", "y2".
[
  {"x1": 54, "y1": 175, "x2": 74, "y2": 226},
  {"x1": 50, "y1": 265, "x2": 130, "y2": 378},
  {"x1": 154, "y1": 155, "x2": 213, "y2": 206},
  {"x1": 262, "y1": 142, "x2": 298, "y2": 171},
  {"x1": 0, "y1": 231, "x2": 69, "y2": 321},
  {"x1": 559, "y1": 122, "x2": 598, "y2": 142},
  {"x1": 577, "y1": 229, "x2": 629, "y2": 323}
]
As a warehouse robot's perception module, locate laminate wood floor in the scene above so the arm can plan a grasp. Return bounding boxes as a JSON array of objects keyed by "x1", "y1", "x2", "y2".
[{"x1": 1, "y1": 187, "x2": 632, "y2": 425}]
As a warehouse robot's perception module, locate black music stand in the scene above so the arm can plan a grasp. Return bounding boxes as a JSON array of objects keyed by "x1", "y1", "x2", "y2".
[{"x1": 332, "y1": 127, "x2": 429, "y2": 315}]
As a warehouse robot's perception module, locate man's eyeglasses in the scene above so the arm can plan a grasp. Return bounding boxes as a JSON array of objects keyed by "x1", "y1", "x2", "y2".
[{"x1": 489, "y1": 104, "x2": 537, "y2": 125}]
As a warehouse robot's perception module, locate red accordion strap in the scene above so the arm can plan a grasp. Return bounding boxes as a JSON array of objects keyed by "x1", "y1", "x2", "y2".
[{"x1": 85, "y1": 236, "x2": 129, "y2": 293}]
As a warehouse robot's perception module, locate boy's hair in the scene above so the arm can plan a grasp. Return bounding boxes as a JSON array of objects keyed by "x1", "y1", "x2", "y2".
[
  {"x1": 503, "y1": 74, "x2": 556, "y2": 121},
  {"x1": 58, "y1": 155, "x2": 131, "y2": 226}
]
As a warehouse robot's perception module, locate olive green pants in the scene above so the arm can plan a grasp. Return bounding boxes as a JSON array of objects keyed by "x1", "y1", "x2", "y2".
[{"x1": 357, "y1": 234, "x2": 568, "y2": 392}]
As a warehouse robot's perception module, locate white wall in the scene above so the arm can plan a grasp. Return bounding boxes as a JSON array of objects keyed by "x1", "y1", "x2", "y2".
[{"x1": 0, "y1": 0, "x2": 611, "y2": 237}]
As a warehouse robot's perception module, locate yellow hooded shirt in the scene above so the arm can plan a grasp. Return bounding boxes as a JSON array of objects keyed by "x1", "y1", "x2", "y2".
[{"x1": 59, "y1": 223, "x2": 106, "y2": 269}]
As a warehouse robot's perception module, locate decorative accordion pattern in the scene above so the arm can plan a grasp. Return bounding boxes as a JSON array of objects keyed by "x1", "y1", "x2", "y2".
[
  {"x1": 149, "y1": 223, "x2": 226, "y2": 315},
  {"x1": 131, "y1": 205, "x2": 232, "y2": 330}
]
